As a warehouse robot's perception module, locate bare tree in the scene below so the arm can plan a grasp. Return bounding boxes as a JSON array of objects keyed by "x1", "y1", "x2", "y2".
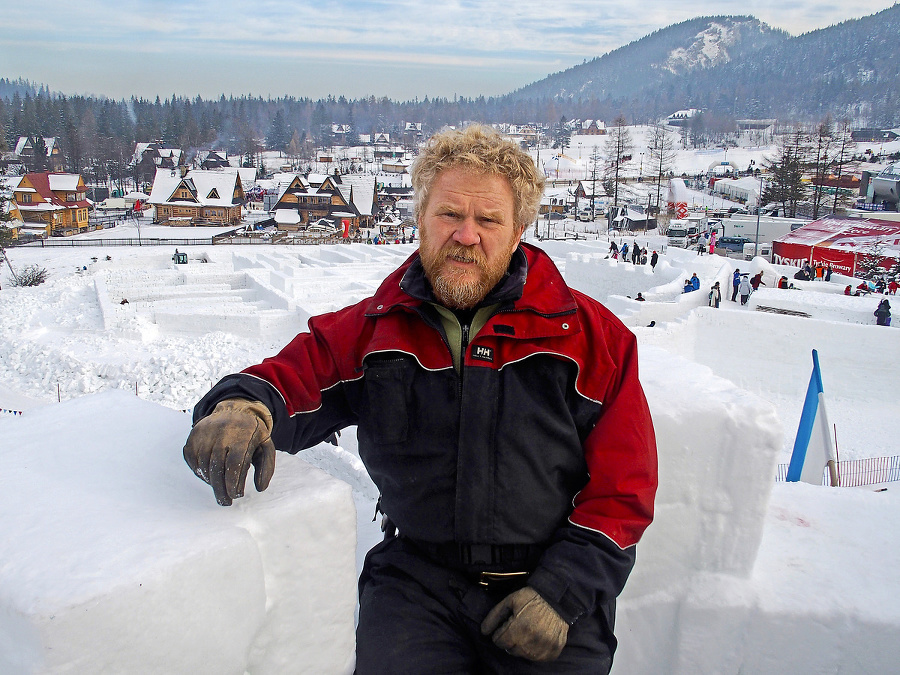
[
  {"x1": 808, "y1": 119, "x2": 834, "y2": 219},
  {"x1": 603, "y1": 115, "x2": 633, "y2": 209},
  {"x1": 647, "y1": 124, "x2": 677, "y2": 209},
  {"x1": 829, "y1": 120, "x2": 858, "y2": 214}
]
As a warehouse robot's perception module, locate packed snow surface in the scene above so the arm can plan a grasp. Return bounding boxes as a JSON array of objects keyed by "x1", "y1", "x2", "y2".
[{"x1": 1, "y1": 234, "x2": 897, "y2": 674}]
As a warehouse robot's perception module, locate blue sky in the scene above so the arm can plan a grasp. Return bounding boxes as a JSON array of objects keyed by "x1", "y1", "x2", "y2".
[{"x1": 3, "y1": 0, "x2": 897, "y2": 101}]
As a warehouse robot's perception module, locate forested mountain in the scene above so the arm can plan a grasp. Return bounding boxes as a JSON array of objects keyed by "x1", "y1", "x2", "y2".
[
  {"x1": 508, "y1": 6, "x2": 900, "y2": 127},
  {"x1": 509, "y1": 16, "x2": 788, "y2": 103}
]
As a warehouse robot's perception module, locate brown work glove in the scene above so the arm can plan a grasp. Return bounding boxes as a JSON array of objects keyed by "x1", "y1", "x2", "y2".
[
  {"x1": 481, "y1": 586, "x2": 569, "y2": 662},
  {"x1": 183, "y1": 398, "x2": 276, "y2": 506}
]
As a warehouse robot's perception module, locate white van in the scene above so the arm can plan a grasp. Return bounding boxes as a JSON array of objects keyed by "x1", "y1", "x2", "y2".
[
  {"x1": 577, "y1": 207, "x2": 593, "y2": 222},
  {"x1": 743, "y1": 242, "x2": 772, "y2": 260}
]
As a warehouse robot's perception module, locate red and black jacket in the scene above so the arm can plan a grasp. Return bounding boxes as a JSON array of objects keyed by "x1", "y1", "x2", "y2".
[{"x1": 194, "y1": 243, "x2": 657, "y2": 624}]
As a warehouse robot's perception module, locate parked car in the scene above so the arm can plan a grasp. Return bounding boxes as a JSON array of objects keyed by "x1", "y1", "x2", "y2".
[
  {"x1": 546, "y1": 211, "x2": 566, "y2": 221},
  {"x1": 577, "y1": 208, "x2": 594, "y2": 222},
  {"x1": 716, "y1": 236, "x2": 753, "y2": 252}
]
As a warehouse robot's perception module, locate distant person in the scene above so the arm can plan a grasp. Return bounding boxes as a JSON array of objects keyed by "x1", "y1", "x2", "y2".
[
  {"x1": 635, "y1": 293, "x2": 646, "y2": 301},
  {"x1": 888, "y1": 280, "x2": 899, "y2": 295},
  {"x1": 683, "y1": 279, "x2": 694, "y2": 293},
  {"x1": 620, "y1": 242, "x2": 630, "y2": 262},
  {"x1": 750, "y1": 272, "x2": 766, "y2": 291},
  {"x1": 609, "y1": 241, "x2": 619, "y2": 259},
  {"x1": 731, "y1": 268, "x2": 741, "y2": 302},
  {"x1": 825, "y1": 265, "x2": 833, "y2": 282},
  {"x1": 844, "y1": 285, "x2": 853, "y2": 296},
  {"x1": 814, "y1": 263, "x2": 824, "y2": 281},
  {"x1": 650, "y1": 251, "x2": 659, "y2": 271},
  {"x1": 631, "y1": 244, "x2": 640, "y2": 264},
  {"x1": 794, "y1": 269, "x2": 810, "y2": 282},
  {"x1": 708, "y1": 282, "x2": 722, "y2": 308},
  {"x1": 778, "y1": 276, "x2": 790, "y2": 289},
  {"x1": 691, "y1": 273, "x2": 700, "y2": 291},
  {"x1": 874, "y1": 299, "x2": 891, "y2": 326},
  {"x1": 739, "y1": 274, "x2": 752, "y2": 305}
]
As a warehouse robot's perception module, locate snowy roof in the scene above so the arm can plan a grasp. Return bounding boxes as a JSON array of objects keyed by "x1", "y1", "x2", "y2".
[
  {"x1": 14, "y1": 136, "x2": 56, "y2": 156},
  {"x1": 274, "y1": 209, "x2": 302, "y2": 225},
  {"x1": 339, "y1": 175, "x2": 377, "y2": 217},
  {"x1": 48, "y1": 174, "x2": 82, "y2": 192},
  {"x1": 148, "y1": 168, "x2": 242, "y2": 207}
]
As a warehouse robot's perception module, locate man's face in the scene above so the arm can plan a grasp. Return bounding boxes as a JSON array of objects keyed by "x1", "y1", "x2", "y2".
[{"x1": 418, "y1": 167, "x2": 522, "y2": 310}]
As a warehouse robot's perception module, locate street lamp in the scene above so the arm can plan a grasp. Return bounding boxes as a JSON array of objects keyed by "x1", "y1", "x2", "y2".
[{"x1": 754, "y1": 173, "x2": 763, "y2": 256}]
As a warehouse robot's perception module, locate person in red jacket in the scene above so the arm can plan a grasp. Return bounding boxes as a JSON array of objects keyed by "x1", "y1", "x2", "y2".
[{"x1": 183, "y1": 125, "x2": 658, "y2": 674}]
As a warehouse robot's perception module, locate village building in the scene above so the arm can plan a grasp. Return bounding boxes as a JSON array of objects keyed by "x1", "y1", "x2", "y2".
[
  {"x1": 270, "y1": 173, "x2": 377, "y2": 235},
  {"x1": 666, "y1": 109, "x2": 702, "y2": 127},
  {"x1": 1, "y1": 176, "x2": 25, "y2": 241},
  {"x1": 130, "y1": 143, "x2": 184, "y2": 189},
  {"x1": 196, "y1": 150, "x2": 230, "y2": 170},
  {"x1": 10, "y1": 137, "x2": 66, "y2": 172},
  {"x1": 575, "y1": 120, "x2": 607, "y2": 135},
  {"x1": 148, "y1": 168, "x2": 244, "y2": 226},
  {"x1": 10, "y1": 172, "x2": 91, "y2": 238}
]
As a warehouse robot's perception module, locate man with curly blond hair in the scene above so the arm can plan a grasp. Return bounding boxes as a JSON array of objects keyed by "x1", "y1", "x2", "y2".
[{"x1": 184, "y1": 124, "x2": 657, "y2": 673}]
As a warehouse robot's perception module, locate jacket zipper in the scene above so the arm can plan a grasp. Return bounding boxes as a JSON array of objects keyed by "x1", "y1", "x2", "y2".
[{"x1": 458, "y1": 320, "x2": 470, "y2": 399}]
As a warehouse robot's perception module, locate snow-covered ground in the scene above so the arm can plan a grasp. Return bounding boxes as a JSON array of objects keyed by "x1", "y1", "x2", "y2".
[{"x1": 1, "y1": 234, "x2": 898, "y2": 674}]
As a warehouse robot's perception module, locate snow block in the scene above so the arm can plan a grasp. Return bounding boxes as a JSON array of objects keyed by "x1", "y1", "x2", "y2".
[
  {"x1": 0, "y1": 390, "x2": 356, "y2": 674},
  {"x1": 631, "y1": 345, "x2": 782, "y2": 588}
]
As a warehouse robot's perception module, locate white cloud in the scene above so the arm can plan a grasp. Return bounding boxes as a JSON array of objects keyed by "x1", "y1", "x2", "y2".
[{"x1": 4, "y1": 0, "x2": 897, "y2": 99}]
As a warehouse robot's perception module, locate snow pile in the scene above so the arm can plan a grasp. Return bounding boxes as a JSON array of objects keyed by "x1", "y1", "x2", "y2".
[{"x1": 0, "y1": 391, "x2": 356, "y2": 675}]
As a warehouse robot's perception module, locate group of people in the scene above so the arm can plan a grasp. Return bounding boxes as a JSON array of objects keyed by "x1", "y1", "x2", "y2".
[
  {"x1": 794, "y1": 262, "x2": 833, "y2": 282},
  {"x1": 729, "y1": 269, "x2": 766, "y2": 305},
  {"x1": 609, "y1": 240, "x2": 655, "y2": 267},
  {"x1": 682, "y1": 273, "x2": 700, "y2": 294}
]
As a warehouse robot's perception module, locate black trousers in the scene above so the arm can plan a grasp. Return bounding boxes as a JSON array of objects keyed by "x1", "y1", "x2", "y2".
[{"x1": 355, "y1": 537, "x2": 614, "y2": 675}]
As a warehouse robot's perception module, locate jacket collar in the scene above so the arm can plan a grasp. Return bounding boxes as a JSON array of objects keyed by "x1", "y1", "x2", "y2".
[{"x1": 365, "y1": 243, "x2": 577, "y2": 319}]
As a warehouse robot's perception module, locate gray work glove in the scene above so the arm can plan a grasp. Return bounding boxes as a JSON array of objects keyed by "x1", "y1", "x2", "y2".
[
  {"x1": 183, "y1": 398, "x2": 276, "y2": 506},
  {"x1": 481, "y1": 586, "x2": 569, "y2": 662}
]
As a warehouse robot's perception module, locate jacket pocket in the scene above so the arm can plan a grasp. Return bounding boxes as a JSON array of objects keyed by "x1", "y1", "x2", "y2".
[{"x1": 362, "y1": 357, "x2": 412, "y2": 445}]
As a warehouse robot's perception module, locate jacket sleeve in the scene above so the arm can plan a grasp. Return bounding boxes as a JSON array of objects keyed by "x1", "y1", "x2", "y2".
[
  {"x1": 528, "y1": 327, "x2": 657, "y2": 624},
  {"x1": 192, "y1": 309, "x2": 363, "y2": 453}
]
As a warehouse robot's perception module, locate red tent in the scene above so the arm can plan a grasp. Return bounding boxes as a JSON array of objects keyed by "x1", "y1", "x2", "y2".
[{"x1": 772, "y1": 216, "x2": 900, "y2": 276}]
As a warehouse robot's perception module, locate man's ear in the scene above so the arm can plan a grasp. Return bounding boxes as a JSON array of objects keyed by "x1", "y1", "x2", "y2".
[{"x1": 514, "y1": 223, "x2": 527, "y2": 243}]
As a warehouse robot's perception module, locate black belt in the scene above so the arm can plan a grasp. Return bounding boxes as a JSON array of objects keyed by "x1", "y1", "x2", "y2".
[{"x1": 402, "y1": 537, "x2": 543, "y2": 573}]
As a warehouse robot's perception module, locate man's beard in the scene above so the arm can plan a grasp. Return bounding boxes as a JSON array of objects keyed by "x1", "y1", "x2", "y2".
[{"x1": 420, "y1": 241, "x2": 515, "y2": 310}]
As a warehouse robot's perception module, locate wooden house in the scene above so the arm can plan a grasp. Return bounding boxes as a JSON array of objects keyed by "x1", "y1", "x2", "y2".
[
  {"x1": 12, "y1": 173, "x2": 91, "y2": 237},
  {"x1": 271, "y1": 174, "x2": 377, "y2": 234},
  {"x1": 148, "y1": 168, "x2": 244, "y2": 226}
]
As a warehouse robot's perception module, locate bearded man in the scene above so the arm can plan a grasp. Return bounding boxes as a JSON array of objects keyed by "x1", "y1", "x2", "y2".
[{"x1": 183, "y1": 124, "x2": 657, "y2": 674}]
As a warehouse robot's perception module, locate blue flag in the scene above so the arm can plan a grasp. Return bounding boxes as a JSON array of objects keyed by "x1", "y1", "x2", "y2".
[{"x1": 786, "y1": 350, "x2": 837, "y2": 485}]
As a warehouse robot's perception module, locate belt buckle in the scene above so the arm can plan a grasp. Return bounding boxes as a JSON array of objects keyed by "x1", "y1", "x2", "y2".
[{"x1": 477, "y1": 571, "x2": 529, "y2": 589}]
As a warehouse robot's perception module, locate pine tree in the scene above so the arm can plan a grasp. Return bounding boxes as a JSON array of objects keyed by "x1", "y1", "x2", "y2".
[{"x1": 762, "y1": 128, "x2": 808, "y2": 217}]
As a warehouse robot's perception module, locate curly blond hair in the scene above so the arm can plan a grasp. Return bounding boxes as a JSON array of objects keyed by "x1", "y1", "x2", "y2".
[{"x1": 411, "y1": 124, "x2": 544, "y2": 230}]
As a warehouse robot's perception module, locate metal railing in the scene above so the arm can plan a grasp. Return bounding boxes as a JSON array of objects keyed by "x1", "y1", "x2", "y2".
[{"x1": 776, "y1": 455, "x2": 900, "y2": 487}]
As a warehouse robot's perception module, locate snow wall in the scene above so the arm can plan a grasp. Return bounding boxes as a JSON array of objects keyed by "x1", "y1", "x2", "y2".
[{"x1": 0, "y1": 391, "x2": 357, "y2": 675}]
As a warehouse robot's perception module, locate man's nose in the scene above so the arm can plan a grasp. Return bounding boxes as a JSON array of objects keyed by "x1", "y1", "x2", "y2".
[{"x1": 452, "y1": 217, "x2": 480, "y2": 246}]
